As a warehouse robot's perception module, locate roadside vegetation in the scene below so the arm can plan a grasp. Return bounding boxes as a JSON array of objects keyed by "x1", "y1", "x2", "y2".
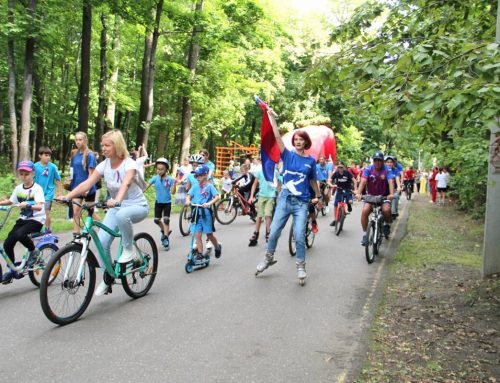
[{"x1": 356, "y1": 196, "x2": 500, "y2": 382}]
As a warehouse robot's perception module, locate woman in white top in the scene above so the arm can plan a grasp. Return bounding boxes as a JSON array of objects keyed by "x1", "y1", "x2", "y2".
[
  {"x1": 59, "y1": 130, "x2": 149, "y2": 296},
  {"x1": 435, "y1": 167, "x2": 449, "y2": 205}
]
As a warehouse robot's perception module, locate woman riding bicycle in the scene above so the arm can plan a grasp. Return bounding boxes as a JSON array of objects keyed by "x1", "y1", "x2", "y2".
[
  {"x1": 57, "y1": 130, "x2": 149, "y2": 296},
  {"x1": 255, "y1": 108, "x2": 321, "y2": 283}
]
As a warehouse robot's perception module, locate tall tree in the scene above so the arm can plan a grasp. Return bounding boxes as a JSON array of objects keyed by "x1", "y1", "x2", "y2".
[
  {"x1": 7, "y1": 0, "x2": 18, "y2": 171},
  {"x1": 136, "y1": 0, "x2": 163, "y2": 148},
  {"x1": 19, "y1": 0, "x2": 37, "y2": 161},
  {"x1": 95, "y1": 13, "x2": 108, "y2": 152},
  {"x1": 106, "y1": 15, "x2": 121, "y2": 128},
  {"x1": 179, "y1": 0, "x2": 203, "y2": 162},
  {"x1": 78, "y1": 0, "x2": 92, "y2": 133}
]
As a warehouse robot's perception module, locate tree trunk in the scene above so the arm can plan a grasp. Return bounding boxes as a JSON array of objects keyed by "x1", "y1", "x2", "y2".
[
  {"x1": 95, "y1": 13, "x2": 107, "y2": 153},
  {"x1": 33, "y1": 65, "x2": 45, "y2": 153},
  {"x1": 0, "y1": 99, "x2": 5, "y2": 154},
  {"x1": 156, "y1": 91, "x2": 167, "y2": 156},
  {"x1": 106, "y1": 15, "x2": 121, "y2": 129},
  {"x1": 78, "y1": 0, "x2": 92, "y2": 134},
  {"x1": 7, "y1": 0, "x2": 17, "y2": 172},
  {"x1": 19, "y1": 0, "x2": 37, "y2": 161},
  {"x1": 136, "y1": 0, "x2": 163, "y2": 148},
  {"x1": 179, "y1": 0, "x2": 203, "y2": 163}
]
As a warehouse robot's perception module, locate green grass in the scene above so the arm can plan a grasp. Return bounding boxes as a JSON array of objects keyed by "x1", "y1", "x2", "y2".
[{"x1": 394, "y1": 200, "x2": 483, "y2": 269}]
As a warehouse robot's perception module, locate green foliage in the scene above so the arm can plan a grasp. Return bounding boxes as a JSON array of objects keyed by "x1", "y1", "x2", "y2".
[{"x1": 306, "y1": 0, "x2": 499, "y2": 215}]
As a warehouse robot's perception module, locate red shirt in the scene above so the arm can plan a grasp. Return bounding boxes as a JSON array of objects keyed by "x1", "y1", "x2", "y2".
[
  {"x1": 404, "y1": 169, "x2": 415, "y2": 180},
  {"x1": 348, "y1": 166, "x2": 359, "y2": 178}
]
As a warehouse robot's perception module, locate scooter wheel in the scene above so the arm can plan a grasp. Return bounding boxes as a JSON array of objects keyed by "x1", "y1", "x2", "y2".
[
  {"x1": 299, "y1": 278, "x2": 306, "y2": 286},
  {"x1": 185, "y1": 263, "x2": 193, "y2": 273}
]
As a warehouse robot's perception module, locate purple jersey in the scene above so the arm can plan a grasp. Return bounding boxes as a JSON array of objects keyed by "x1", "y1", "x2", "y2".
[{"x1": 362, "y1": 164, "x2": 395, "y2": 196}]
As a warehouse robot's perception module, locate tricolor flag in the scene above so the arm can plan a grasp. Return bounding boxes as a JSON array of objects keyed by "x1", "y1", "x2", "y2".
[{"x1": 255, "y1": 96, "x2": 280, "y2": 182}]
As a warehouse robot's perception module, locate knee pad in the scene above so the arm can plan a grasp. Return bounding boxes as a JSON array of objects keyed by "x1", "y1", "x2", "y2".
[
  {"x1": 162, "y1": 217, "x2": 170, "y2": 226},
  {"x1": 154, "y1": 218, "x2": 161, "y2": 226}
]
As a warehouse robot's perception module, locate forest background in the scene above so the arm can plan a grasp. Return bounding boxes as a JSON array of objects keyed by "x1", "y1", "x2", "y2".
[{"x1": 0, "y1": 0, "x2": 498, "y2": 217}]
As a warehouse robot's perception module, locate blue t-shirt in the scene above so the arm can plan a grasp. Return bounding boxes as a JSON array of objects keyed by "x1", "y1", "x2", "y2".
[
  {"x1": 34, "y1": 161, "x2": 61, "y2": 201},
  {"x1": 70, "y1": 151, "x2": 97, "y2": 194},
  {"x1": 188, "y1": 183, "x2": 219, "y2": 205},
  {"x1": 205, "y1": 160, "x2": 216, "y2": 180},
  {"x1": 281, "y1": 149, "x2": 317, "y2": 202},
  {"x1": 149, "y1": 175, "x2": 175, "y2": 204},
  {"x1": 362, "y1": 164, "x2": 395, "y2": 196},
  {"x1": 254, "y1": 169, "x2": 278, "y2": 198},
  {"x1": 186, "y1": 174, "x2": 198, "y2": 188},
  {"x1": 316, "y1": 163, "x2": 333, "y2": 182}
]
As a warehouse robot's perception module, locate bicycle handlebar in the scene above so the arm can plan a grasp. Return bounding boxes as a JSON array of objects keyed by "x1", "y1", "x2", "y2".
[{"x1": 58, "y1": 199, "x2": 108, "y2": 211}]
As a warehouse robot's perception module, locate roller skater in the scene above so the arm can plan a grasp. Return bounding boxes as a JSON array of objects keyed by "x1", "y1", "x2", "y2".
[{"x1": 253, "y1": 98, "x2": 321, "y2": 284}]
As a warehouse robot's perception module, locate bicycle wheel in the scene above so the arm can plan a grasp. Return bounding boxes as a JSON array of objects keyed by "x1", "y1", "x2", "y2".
[
  {"x1": 179, "y1": 205, "x2": 191, "y2": 237},
  {"x1": 407, "y1": 188, "x2": 412, "y2": 200},
  {"x1": 365, "y1": 222, "x2": 376, "y2": 264},
  {"x1": 335, "y1": 207, "x2": 346, "y2": 236},
  {"x1": 306, "y1": 220, "x2": 315, "y2": 248},
  {"x1": 121, "y1": 232, "x2": 158, "y2": 299},
  {"x1": 215, "y1": 197, "x2": 238, "y2": 225},
  {"x1": 288, "y1": 225, "x2": 296, "y2": 256},
  {"x1": 40, "y1": 244, "x2": 96, "y2": 325},
  {"x1": 29, "y1": 243, "x2": 59, "y2": 287}
]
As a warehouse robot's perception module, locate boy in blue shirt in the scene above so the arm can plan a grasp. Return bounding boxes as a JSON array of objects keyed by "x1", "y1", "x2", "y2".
[
  {"x1": 143, "y1": 158, "x2": 176, "y2": 250},
  {"x1": 186, "y1": 165, "x2": 222, "y2": 259},
  {"x1": 34, "y1": 146, "x2": 62, "y2": 233}
]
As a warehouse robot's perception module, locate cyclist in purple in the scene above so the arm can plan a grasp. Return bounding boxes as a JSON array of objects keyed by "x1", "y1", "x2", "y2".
[{"x1": 355, "y1": 151, "x2": 395, "y2": 246}]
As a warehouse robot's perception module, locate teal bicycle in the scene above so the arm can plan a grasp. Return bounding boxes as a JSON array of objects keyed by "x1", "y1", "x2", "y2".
[{"x1": 39, "y1": 201, "x2": 158, "y2": 325}]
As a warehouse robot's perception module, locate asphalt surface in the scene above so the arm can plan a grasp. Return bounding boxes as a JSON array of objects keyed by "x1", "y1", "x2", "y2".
[{"x1": 0, "y1": 198, "x2": 410, "y2": 383}]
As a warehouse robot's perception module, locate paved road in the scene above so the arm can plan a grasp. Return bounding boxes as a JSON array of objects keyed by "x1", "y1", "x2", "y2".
[{"x1": 0, "y1": 198, "x2": 409, "y2": 383}]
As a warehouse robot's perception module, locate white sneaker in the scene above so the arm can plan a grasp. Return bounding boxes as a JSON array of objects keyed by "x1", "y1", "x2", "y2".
[
  {"x1": 119, "y1": 246, "x2": 136, "y2": 263},
  {"x1": 325, "y1": 206, "x2": 330, "y2": 214},
  {"x1": 95, "y1": 280, "x2": 110, "y2": 296}
]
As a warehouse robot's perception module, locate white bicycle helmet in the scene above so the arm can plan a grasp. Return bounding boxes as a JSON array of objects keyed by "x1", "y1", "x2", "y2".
[
  {"x1": 155, "y1": 157, "x2": 169, "y2": 167},
  {"x1": 189, "y1": 154, "x2": 205, "y2": 164}
]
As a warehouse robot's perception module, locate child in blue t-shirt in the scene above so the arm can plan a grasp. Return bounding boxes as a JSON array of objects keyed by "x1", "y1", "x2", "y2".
[
  {"x1": 143, "y1": 158, "x2": 176, "y2": 250},
  {"x1": 186, "y1": 165, "x2": 222, "y2": 259},
  {"x1": 34, "y1": 146, "x2": 62, "y2": 233}
]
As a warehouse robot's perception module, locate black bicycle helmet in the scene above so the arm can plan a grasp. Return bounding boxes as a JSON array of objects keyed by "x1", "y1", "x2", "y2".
[{"x1": 372, "y1": 150, "x2": 384, "y2": 160}]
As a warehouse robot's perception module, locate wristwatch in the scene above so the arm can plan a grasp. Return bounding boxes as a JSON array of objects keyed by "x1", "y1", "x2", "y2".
[{"x1": 114, "y1": 201, "x2": 121, "y2": 207}]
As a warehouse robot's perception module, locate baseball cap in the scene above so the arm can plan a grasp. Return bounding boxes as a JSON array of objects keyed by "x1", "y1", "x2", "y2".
[
  {"x1": 192, "y1": 165, "x2": 209, "y2": 176},
  {"x1": 17, "y1": 160, "x2": 35, "y2": 172}
]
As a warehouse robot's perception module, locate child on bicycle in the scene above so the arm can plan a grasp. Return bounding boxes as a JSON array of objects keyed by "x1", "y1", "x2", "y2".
[
  {"x1": 185, "y1": 165, "x2": 222, "y2": 259},
  {"x1": 143, "y1": 157, "x2": 176, "y2": 250},
  {"x1": 231, "y1": 164, "x2": 256, "y2": 216},
  {"x1": 328, "y1": 161, "x2": 354, "y2": 227},
  {"x1": 0, "y1": 161, "x2": 46, "y2": 284},
  {"x1": 34, "y1": 146, "x2": 62, "y2": 233}
]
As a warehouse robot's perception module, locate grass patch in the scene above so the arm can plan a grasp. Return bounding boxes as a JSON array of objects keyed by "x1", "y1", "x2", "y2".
[{"x1": 356, "y1": 195, "x2": 500, "y2": 383}]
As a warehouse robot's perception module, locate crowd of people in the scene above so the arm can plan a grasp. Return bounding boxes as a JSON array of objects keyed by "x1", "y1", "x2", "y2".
[{"x1": 1, "y1": 125, "x2": 451, "y2": 286}]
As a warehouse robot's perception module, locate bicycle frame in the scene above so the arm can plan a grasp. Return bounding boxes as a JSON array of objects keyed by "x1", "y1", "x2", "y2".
[
  {"x1": 334, "y1": 190, "x2": 349, "y2": 220},
  {"x1": 369, "y1": 204, "x2": 383, "y2": 247},
  {"x1": 68, "y1": 206, "x2": 148, "y2": 285}
]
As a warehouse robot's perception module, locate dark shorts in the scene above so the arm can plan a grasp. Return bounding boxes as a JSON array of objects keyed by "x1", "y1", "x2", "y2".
[
  {"x1": 154, "y1": 202, "x2": 171, "y2": 219},
  {"x1": 74, "y1": 193, "x2": 96, "y2": 203},
  {"x1": 437, "y1": 187, "x2": 448, "y2": 192}
]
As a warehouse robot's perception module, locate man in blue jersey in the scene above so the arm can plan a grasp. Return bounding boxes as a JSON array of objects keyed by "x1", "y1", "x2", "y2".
[
  {"x1": 355, "y1": 151, "x2": 395, "y2": 246},
  {"x1": 386, "y1": 155, "x2": 402, "y2": 218}
]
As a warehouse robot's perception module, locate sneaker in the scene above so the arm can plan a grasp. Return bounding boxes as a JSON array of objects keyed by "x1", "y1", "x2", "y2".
[
  {"x1": 325, "y1": 206, "x2": 330, "y2": 214},
  {"x1": 118, "y1": 246, "x2": 136, "y2": 263},
  {"x1": 311, "y1": 222, "x2": 319, "y2": 234},
  {"x1": 1, "y1": 271, "x2": 13, "y2": 284},
  {"x1": 215, "y1": 243, "x2": 222, "y2": 259},
  {"x1": 347, "y1": 204, "x2": 352, "y2": 213},
  {"x1": 361, "y1": 234, "x2": 368, "y2": 246},
  {"x1": 26, "y1": 249, "x2": 40, "y2": 269},
  {"x1": 95, "y1": 280, "x2": 111, "y2": 296},
  {"x1": 329, "y1": 220, "x2": 336, "y2": 227},
  {"x1": 383, "y1": 224, "x2": 391, "y2": 238},
  {"x1": 193, "y1": 250, "x2": 204, "y2": 261}
]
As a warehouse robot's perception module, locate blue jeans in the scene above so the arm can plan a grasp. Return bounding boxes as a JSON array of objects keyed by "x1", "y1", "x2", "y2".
[
  {"x1": 266, "y1": 190, "x2": 309, "y2": 263},
  {"x1": 98, "y1": 204, "x2": 149, "y2": 263}
]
